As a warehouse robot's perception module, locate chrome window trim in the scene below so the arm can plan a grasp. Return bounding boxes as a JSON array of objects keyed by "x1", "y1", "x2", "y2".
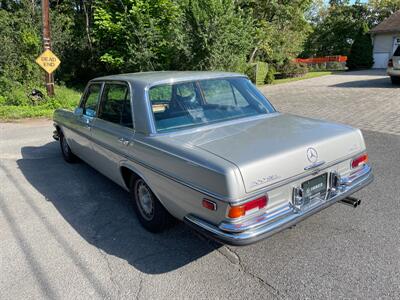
[{"x1": 148, "y1": 112, "x2": 281, "y2": 137}]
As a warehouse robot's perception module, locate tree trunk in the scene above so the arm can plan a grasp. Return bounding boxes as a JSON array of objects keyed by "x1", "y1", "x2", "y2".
[
  {"x1": 82, "y1": 0, "x2": 93, "y2": 51},
  {"x1": 249, "y1": 47, "x2": 258, "y2": 63}
]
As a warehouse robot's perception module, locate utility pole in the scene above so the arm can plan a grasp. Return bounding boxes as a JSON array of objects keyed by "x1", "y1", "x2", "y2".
[{"x1": 41, "y1": 0, "x2": 54, "y2": 96}]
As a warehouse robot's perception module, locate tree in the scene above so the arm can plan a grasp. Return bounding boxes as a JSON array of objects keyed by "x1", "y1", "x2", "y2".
[
  {"x1": 241, "y1": 0, "x2": 313, "y2": 65},
  {"x1": 346, "y1": 23, "x2": 374, "y2": 70},
  {"x1": 0, "y1": 0, "x2": 42, "y2": 101},
  {"x1": 301, "y1": 0, "x2": 400, "y2": 58},
  {"x1": 93, "y1": 0, "x2": 187, "y2": 73},
  {"x1": 183, "y1": 0, "x2": 254, "y2": 71},
  {"x1": 92, "y1": 0, "x2": 254, "y2": 73},
  {"x1": 369, "y1": 0, "x2": 400, "y2": 25},
  {"x1": 301, "y1": 2, "x2": 370, "y2": 57}
]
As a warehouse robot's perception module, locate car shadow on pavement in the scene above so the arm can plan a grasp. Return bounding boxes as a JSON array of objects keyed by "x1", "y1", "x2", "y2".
[
  {"x1": 336, "y1": 69, "x2": 387, "y2": 76},
  {"x1": 330, "y1": 77, "x2": 394, "y2": 88},
  {"x1": 17, "y1": 142, "x2": 219, "y2": 274}
]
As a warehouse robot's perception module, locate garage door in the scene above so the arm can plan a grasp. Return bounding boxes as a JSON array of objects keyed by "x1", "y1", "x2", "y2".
[{"x1": 373, "y1": 53, "x2": 389, "y2": 68}]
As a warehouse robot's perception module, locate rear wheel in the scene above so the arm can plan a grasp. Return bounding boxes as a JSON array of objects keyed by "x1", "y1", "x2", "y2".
[
  {"x1": 59, "y1": 132, "x2": 77, "y2": 163},
  {"x1": 390, "y1": 76, "x2": 400, "y2": 84},
  {"x1": 130, "y1": 177, "x2": 172, "y2": 232}
]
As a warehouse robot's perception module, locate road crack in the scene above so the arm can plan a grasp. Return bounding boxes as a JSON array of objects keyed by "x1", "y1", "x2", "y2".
[
  {"x1": 136, "y1": 276, "x2": 144, "y2": 300},
  {"x1": 224, "y1": 245, "x2": 283, "y2": 299},
  {"x1": 192, "y1": 229, "x2": 283, "y2": 298},
  {"x1": 97, "y1": 248, "x2": 122, "y2": 299}
]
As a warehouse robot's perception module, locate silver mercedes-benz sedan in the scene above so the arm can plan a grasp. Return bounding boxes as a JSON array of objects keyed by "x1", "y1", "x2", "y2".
[{"x1": 53, "y1": 71, "x2": 373, "y2": 245}]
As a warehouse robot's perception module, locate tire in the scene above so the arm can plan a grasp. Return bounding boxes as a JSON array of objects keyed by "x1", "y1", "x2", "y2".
[
  {"x1": 130, "y1": 177, "x2": 172, "y2": 232},
  {"x1": 390, "y1": 76, "x2": 400, "y2": 84},
  {"x1": 59, "y1": 132, "x2": 77, "y2": 163}
]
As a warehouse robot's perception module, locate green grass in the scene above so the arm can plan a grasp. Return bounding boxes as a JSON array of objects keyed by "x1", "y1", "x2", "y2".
[
  {"x1": 271, "y1": 71, "x2": 334, "y2": 85},
  {"x1": 0, "y1": 85, "x2": 81, "y2": 120}
]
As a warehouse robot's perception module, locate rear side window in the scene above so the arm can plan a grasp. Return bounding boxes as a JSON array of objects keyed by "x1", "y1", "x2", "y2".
[
  {"x1": 98, "y1": 83, "x2": 133, "y2": 128},
  {"x1": 81, "y1": 83, "x2": 102, "y2": 117},
  {"x1": 394, "y1": 46, "x2": 400, "y2": 56}
]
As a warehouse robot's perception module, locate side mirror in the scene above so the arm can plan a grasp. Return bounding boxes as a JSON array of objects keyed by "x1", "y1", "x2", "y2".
[{"x1": 74, "y1": 107, "x2": 83, "y2": 115}]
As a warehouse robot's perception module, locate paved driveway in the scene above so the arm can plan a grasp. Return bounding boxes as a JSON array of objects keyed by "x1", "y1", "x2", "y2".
[
  {"x1": 1, "y1": 71, "x2": 399, "y2": 299},
  {"x1": 261, "y1": 69, "x2": 400, "y2": 135}
]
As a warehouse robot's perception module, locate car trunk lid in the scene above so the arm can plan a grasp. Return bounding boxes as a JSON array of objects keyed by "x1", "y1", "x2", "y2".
[{"x1": 172, "y1": 113, "x2": 365, "y2": 193}]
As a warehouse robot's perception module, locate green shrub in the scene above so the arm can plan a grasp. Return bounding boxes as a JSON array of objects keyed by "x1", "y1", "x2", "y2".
[
  {"x1": 318, "y1": 63, "x2": 327, "y2": 70},
  {"x1": 308, "y1": 64, "x2": 319, "y2": 72},
  {"x1": 265, "y1": 65, "x2": 275, "y2": 84},
  {"x1": 246, "y1": 62, "x2": 268, "y2": 85},
  {"x1": 0, "y1": 95, "x2": 6, "y2": 106},
  {"x1": 347, "y1": 23, "x2": 374, "y2": 70},
  {"x1": 245, "y1": 64, "x2": 257, "y2": 83},
  {"x1": 279, "y1": 61, "x2": 308, "y2": 78},
  {"x1": 3, "y1": 86, "x2": 30, "y2": 106},
  {"x1": 326, "y1": 61, "x2": 346, "y2": 70}
]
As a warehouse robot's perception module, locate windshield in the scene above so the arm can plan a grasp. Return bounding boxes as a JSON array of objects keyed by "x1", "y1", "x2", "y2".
[{"x1": 149, "y1": 77, "x2": 276, "y2": 132}]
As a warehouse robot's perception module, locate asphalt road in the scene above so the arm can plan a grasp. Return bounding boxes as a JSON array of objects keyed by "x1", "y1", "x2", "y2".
[{"x1": 1, "y1": 72, "x2": 400, "y2": 299}]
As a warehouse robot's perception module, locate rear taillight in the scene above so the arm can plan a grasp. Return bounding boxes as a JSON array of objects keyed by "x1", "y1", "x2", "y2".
[
  {"x1": 388, "y1": 59, "x2": 393, "y2": 67},
  {"x1": 351, "y1": 153, "x2": 368, "y2": 169},
  {"x1": 228, "y1": 195, "x2": 268, "y2": 218}
]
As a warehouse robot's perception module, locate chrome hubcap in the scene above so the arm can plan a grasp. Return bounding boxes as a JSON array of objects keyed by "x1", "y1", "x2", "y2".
[{"x1": 136, "y1": 181, "x2": 154, "y2": 220}]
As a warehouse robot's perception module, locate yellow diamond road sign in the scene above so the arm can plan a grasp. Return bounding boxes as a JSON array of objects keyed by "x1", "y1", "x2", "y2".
[{"x1": 35, "y1": 49, "x2": 61, "y2": 74}]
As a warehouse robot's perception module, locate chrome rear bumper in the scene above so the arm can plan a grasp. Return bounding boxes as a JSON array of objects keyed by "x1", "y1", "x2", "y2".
[{"x1": 184, "y1": 165, "x2": 373, "y2": 246}]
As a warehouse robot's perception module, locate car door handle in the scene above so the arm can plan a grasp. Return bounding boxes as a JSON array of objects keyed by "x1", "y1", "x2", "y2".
[{"x1": 118, "y1": 138, "x2": 130, "y2": 146}]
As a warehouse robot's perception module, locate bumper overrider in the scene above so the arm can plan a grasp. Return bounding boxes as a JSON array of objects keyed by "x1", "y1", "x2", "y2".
[{"x1": 184, "y1": 164, "x2": 373, "y2": 246}]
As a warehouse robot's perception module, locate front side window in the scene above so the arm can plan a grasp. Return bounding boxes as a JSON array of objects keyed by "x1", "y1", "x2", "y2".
[
  {"x1": 81, "y1": 83, "x2": 102, "y2": 117},
  {"x1": 149, "y1": 77, "x2": 275, "y2": 132},
  {"x1": 98, "y1": 83, "x2": 132, "y2": 128}
]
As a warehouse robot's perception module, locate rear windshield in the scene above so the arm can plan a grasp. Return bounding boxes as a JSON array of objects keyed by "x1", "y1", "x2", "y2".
[
  {"x1": 148, "y1": 77, "x2": 276, "y2": 132},
  {"x1": 394, "y1": 46, "x2": 400, "y2": 56}
]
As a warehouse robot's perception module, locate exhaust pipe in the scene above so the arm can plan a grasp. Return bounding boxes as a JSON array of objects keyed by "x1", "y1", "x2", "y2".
[{"x1": 339, "y1": 196, "x2": 361, "y2": 208}]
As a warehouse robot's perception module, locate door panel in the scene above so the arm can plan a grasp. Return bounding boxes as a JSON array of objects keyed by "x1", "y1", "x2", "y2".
[
  {"x1": 91, "y1": 119, "x2": 135, "y2": 186},
  {"x1": 90, "y1": 82, "x2": 135, "y2": 186},
  {"x1": 71, "y1": 83, "x2": 103, "y2": 163}
]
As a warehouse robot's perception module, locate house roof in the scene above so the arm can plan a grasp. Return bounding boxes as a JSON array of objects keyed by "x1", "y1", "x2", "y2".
[{"x1": 370, "y1": 10, "x2": 400, "y2": 34}]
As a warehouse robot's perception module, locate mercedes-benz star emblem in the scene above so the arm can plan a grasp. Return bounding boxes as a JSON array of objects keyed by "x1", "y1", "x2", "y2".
[{"x1": 306, "y1": 147, "x2": 318, "y2": 163}]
